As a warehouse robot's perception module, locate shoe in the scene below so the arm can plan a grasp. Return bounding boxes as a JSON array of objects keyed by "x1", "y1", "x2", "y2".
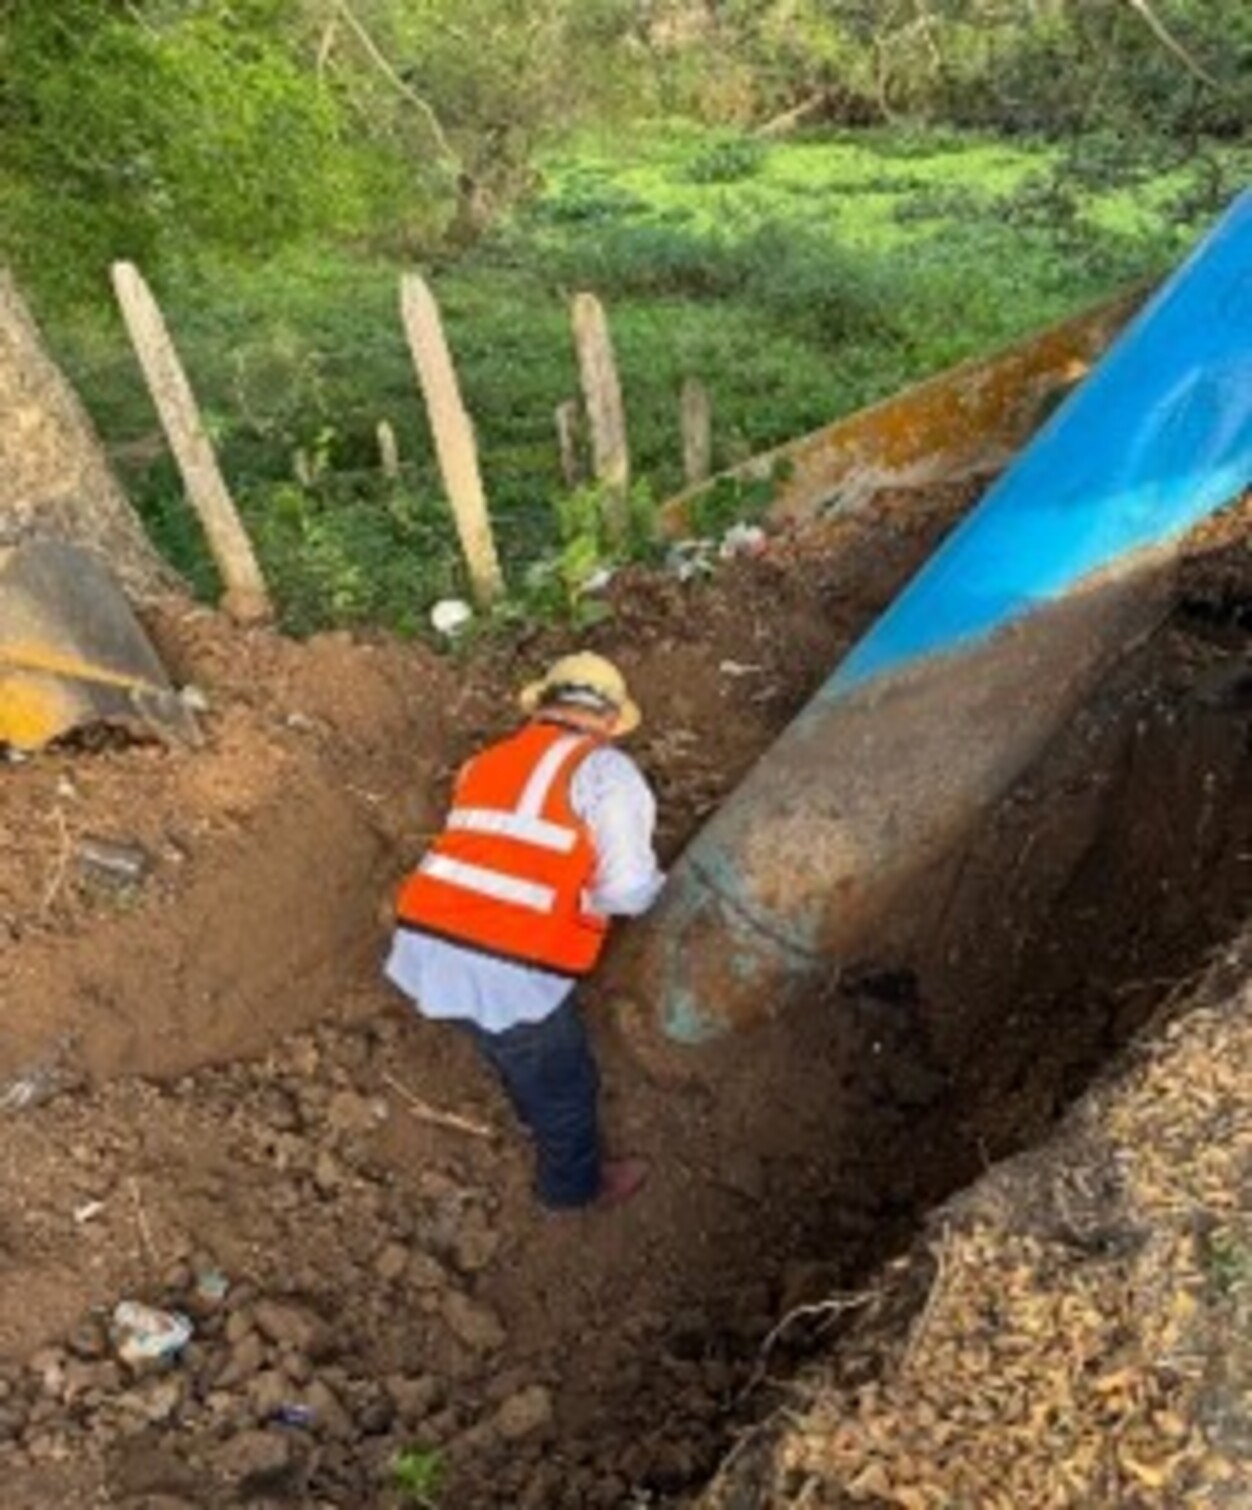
[{"x1": 595, "y1": 1157, "x2": 649, "y2": 1209}]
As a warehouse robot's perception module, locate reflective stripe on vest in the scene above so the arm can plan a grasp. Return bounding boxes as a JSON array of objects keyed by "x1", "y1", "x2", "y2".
[
  {"x1": 442, "y1": 731, "x2": 586, "y2": 862},
  {"x1": 418, "y1": 853, "x2": 556, "y2": 913},
  {"x1": 445, "y1": 807, "x2": 577, "y2": 854},
  {"x1": 516, "y1": 732, "x2": 584, "y2": 817}
]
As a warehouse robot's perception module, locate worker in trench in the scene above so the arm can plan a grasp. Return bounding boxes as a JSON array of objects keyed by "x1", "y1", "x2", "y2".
[{"x1": 384, "y1": 653, "x2": 665, "y2": 1210}]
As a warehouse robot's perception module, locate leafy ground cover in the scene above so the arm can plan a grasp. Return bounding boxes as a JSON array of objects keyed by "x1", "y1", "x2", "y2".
[
  {"x1": 699, "y1": 929, "x2": 1252, "y2": 1510},
  {"x1": 39, "y1": 122, "x2": 1249, "y2": 633}
]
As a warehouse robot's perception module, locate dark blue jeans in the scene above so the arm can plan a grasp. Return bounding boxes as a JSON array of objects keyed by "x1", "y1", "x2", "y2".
[{"x1": 459, "y1": 995, "x2": 602, "y2": 1209}]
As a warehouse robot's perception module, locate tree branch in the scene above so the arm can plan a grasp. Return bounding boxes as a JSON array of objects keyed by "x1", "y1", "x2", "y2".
[
  {"x1": 1121, "y1": 0, "x2": 1221, "y2": 90},
  {"x1": 332, "y1": 0, "x2": 460, "y2": 168},
  {"x1": 316, "y1": 13, "x2": 339, "y2": 84}
]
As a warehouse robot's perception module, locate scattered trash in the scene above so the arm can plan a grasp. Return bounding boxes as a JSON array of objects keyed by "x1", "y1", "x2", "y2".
[
  {"x1": 179, "y1": 683, "x2": 211, "y2": 714},
  {"x1": 667, "y1": 522, "x2": 771, "y2": 575},
  {"x1": 274, "y1": 1403, "x2": 315, "y2": 1428},
  {"x1": 1, "y1": 1070, "x2": 59, "y2": 1112},
  {"x1": 581, "y1": 566, "x2": 615, "y2": 594},
  {"x1": 718, "y1": 660, "x2": 764, "y2": 677},
  {"x1": 522, "y1": 558, "x2": 556, "y2": 592},
  {"x1": 76, "y1": 835, "x2": 153, "y2": 889},
  {"x1": 719, "y1": 522, "x2": 767, "y2": 559},
  {"x1": 73, "y1": 1199, "x2": 106, "y2": 1225},
  {"x1": 110, "y1": 1301, "x2": 193, "y2": 1368},
  {"x1": 665, "y1": 539, "x2": 717, "y2": 582},
  {"x1": 193, "y1": 1268, "x2": 230, "y2": 1305},
  {"x1": 0, "y1": 1036, "x2": 82, "y2": 1112},
  {"x1": 430, "y1": 598, "x2": 474, "y2": 637}
]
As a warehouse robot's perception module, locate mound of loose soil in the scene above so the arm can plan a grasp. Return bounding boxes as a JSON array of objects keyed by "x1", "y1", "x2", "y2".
[
  {"x1": 697, "y1": 927, "x2": 1252, "y2": 1510},
  {"x1": 0, "y1": 486, "x2": 1248, "y2": 1508},
  {"x1": 0, "y1": 476, "x2": 976, "y2": 1088}
]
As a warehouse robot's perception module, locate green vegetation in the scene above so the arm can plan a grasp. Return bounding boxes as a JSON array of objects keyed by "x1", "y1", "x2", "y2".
[
  {"x1": 391, "y1": 1444, "x2": 444, "y2": 1508},
  {"x1": 40, "y1": 121, "x2": 1249, "y2": 634},
  {"x1": 3, "y1": 3, "x2": 1248, "y2": 634},
  {"x1": 1205, "y1": 1227, "x2": 1252, "y2": 1298}
]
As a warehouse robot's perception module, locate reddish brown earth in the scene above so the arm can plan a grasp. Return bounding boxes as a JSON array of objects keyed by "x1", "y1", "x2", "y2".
[{"x1": 0, "y1": 485, "x2": 1248, "y2": 1508}]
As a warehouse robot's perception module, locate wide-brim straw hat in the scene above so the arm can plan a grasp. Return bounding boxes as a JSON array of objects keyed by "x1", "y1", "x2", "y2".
[{"x1": 519, "y1": 651, "x2": 641, "y2": 734}]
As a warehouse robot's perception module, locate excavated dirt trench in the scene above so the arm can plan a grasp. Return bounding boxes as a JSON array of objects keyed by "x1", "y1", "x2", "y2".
[{"x1": 0, "y1": 495, "x2": 1248, "y2": 1509}]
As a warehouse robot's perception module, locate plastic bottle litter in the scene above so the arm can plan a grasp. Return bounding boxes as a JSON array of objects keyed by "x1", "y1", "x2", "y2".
[
  {"x1": 0, "y1": 1068, "x2": 61, "y2": 1112},
  {"x1": 0, "y1": 1035, "x2": 81, "y2": 1112},
  {"x1": 192, "y1": 1267, "x2": 230, "y2": 1305},
  {"x1": 718, "y1": 522, "x2": 767, "y2": 559},
  {"x1": 111, "y1": 1301, "x2": 193, "y2": 1368},
  {"x1": 275, "y1": 1403, "x2": 315, "y2": 1428},
  {"x1": 76, "y1": 836, "x2": 153, "y2": 888},
  {"x1": 665, "y1": 540, "x2": 716, "y2": 582},
  {"x1": 430, "y1": 598, "x2": 474, "y2": 637}
]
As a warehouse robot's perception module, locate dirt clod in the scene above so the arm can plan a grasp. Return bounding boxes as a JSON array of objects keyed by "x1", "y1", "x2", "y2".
[
  {"x1": 209, "y1": 1427, "x2": 302, "y2": 1494},
  {"x1": 440, "y1": 1292, "x2": 507, "y2": 1355},
  {"x1": 251, "y1": 1302, "x2": 330, "y2": 1359},
  {"x1": 494, "y1": 1383, "x2": 554, "y2": 1441}
]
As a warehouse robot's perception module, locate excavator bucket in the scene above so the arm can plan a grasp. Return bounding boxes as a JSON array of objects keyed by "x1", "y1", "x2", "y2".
[{"x1": 0, "y1": 539, "x2": 199, "y2": 752}]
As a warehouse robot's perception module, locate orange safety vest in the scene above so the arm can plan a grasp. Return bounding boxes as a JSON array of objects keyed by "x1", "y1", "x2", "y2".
[{"x1": 395, "y1": 721, "x2": 610, "y2": 977}]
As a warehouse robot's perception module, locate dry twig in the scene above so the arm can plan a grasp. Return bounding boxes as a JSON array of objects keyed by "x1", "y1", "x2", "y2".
[
  {"x1": 40, "y1": 807, "x2": 72, "y2": 915},
  {"x1": 129, "y1": 1176, "x2": 159, "y2": 1268},
  {"x1": 698, "y1": 1407, "x2": 782, "y2": 1507},
  {"x1": 333, "y1": 0, "x2": 458, "y2": 166},
  {"x1": 315, "y1": 13, "x2": 339, "y2": 80},
  {"x1": 1122, "y1": 0, "x2": 1221, "y2": 89},
  {"x1": 739, "y1": 1291, "x2": 877, "y2": 1404},
  {"x1": 381, "y1": 1072, "x2": 496, "y2": 1141},
  {"x1": 900, "y1": 1223, "x2": 954, "y2": 1377}
]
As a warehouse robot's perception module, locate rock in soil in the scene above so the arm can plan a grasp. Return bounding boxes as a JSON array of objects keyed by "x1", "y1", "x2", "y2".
[
  {"x1": 493, "y1": 1384, "x2": 554, "y2": 1441},
  {"x1": 210, "y1": 1428, "x2": 304, "y2": 1495},
  {"x1": 252, "y1": 1301, "x2": 331, "y2": 1359},
  {"x1": 440, "y1": 1292, "x2": 506, "y2": 1354}
]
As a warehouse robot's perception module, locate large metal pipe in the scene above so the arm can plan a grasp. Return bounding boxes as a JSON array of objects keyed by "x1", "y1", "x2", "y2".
[{"x1": 613, "y1": 190, "x2": 1252, "y2": 1051}]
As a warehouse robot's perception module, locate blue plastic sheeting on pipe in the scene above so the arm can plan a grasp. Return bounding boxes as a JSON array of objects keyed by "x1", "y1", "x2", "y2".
[{"x1": 830, "y1": 190, "x2": 1252, "y2": 697}]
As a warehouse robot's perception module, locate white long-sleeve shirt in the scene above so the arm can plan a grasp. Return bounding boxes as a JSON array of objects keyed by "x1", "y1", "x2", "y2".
[{"x1": 384, "y1": 744, "x2": 664, "y2": 1032}]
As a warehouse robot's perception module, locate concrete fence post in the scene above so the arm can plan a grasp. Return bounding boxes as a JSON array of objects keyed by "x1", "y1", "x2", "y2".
[
  {"x1": 377, "y1": 419, "x2": 401, "y2": 482},
  {"x1": 680, "y1": 377, "x2": 712, "y2": 487},
  {"x1": 110, "y1": 261, "x2": 271, "y2": 624},
  {"x1": 571, "y1": 292, "x2": 630, "y2": 544},
  {"x1": 555, "y1": 399, "x2": 584, "y2": 489},
  {"x1": 400, "y1": 273, "x2": 504, "y2": 607}
]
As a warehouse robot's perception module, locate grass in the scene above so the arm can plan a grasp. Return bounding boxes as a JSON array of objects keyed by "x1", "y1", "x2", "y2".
[
  {"x1": 391, "y1": 1444, "x2": 444, "y2": 1508},
  {"x1": 1205, "y1": 1227, "x2": 1252, "y2": 1298},
  {"x1": 34, "y1": 121, "x2": 1248, "y2": 635}
]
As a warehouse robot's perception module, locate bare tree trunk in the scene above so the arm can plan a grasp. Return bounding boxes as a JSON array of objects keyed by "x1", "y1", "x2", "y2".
[
  {"x1": 111, "y1": 261, "x2": 272, "y2": 624},
  {"x1": 0, "y1": 268, "x2": 179, "y2": 602}
]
